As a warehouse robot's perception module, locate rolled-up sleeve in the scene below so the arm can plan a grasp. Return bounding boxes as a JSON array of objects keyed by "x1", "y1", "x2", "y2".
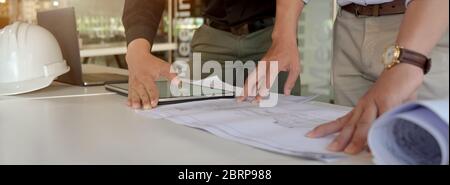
[{"x1": 122, "y1": 0, "x2": 166, "y2": 45}]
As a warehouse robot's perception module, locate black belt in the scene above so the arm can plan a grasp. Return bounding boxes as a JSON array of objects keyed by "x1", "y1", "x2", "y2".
[{"x1": 205, "y1": 17, "x2": 275, "y2": 36}]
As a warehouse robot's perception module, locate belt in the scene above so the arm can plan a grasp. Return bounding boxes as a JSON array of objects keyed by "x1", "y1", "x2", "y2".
[
  {"x1": 205, "y1": 17, "x2": 274, "y2": 36},
  {"x1": 341, "y1": 0, "x2": 406, "y2": 17}
]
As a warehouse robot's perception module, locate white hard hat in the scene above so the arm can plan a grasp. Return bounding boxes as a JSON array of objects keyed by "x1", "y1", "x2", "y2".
[{"x1": 0, "y1": 22, "x2": 70, "y2": 96}]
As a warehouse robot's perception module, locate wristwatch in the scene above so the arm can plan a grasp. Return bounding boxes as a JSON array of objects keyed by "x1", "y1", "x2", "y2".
[{"x1": 382, "y1": 45, "x2": 432, "y2": 74}]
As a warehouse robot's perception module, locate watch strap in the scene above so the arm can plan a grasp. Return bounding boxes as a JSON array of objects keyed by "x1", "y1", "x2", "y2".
[{"x1": 399, "y1": 48, "x2": 432, "y2": 74}]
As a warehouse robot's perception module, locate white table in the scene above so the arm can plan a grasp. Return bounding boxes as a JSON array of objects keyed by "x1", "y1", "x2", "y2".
[{"x1": 0, "y1": 83, "x2": 373, "y2": 165}]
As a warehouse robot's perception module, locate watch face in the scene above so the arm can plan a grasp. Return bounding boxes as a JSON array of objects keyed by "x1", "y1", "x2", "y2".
[
  {"x1": 383, "y1": 45, "x2": 401, "y2": 68},
  {"x1": 383, "y1": 46, "x2": 396, "y2": 66}
]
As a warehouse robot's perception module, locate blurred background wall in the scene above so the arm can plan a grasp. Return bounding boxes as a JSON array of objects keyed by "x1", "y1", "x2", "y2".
[{"x1": 0, "y1": 0, "x2": 337, "y2": 101}]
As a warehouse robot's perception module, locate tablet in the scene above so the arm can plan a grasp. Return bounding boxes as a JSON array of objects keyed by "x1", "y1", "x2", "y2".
[{"x1": 105, "y1": 81, "x2": 235, "y2": 105}]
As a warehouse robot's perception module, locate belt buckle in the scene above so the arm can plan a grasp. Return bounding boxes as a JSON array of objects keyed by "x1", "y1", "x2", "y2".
[{"x1": 231, "y1": 24, "x2": 250, "y2": 36}]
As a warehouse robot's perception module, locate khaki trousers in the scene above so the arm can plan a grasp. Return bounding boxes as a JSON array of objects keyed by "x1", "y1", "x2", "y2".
[
  {"x1": 190, "y1": 25, "x2": 302, "y2": 95},
  {"x1": 333, "y1": 10, "x2": 449, "y2": 106}
]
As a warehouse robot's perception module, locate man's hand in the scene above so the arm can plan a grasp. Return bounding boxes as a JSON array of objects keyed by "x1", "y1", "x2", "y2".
[
  {"x1": 237, "y1": 0, "x2": 303, "y2": 103},
  {"x1": 237, "y1": 39, "x2": 301, "y2": 102},
  {"x1": 126, "y1": 39, "x2": 177, "y2": 109},
  {"x1": 306, "y1": 0, "x2": 449, "y2": 155},
  {"x1": 307, "y1": 64, "x2": 424, "y2": 154}
]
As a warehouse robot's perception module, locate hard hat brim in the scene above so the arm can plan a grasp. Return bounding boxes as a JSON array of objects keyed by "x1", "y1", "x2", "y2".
[{"x1": 0, "y1": 67, "x2": 70, "y2": 96}]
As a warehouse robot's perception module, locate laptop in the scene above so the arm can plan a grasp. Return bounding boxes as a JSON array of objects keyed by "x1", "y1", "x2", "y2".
[
  {"x1": 37, "y1": 7, "x2": 128, "y2": 86},
  {"x1": 105, "y1": 81, "x2": 236, "y2": 105}
]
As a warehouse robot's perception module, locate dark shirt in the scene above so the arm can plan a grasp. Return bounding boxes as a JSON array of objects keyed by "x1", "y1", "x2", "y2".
[{"x1": 122, "y1": 0, "x2": 276, "y2": 45}]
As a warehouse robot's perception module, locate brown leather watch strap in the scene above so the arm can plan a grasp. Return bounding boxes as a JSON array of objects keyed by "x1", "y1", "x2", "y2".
[{"x1": 399, "y1": 48, "x2": 432, "y2": 74}]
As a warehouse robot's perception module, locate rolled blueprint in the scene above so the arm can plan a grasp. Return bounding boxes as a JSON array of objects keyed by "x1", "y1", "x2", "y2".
[{"x1": 369, "y1": 99, "x2": 449, "y2": 165}]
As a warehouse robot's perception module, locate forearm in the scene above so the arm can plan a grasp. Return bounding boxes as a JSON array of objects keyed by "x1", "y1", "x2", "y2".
[
  {"x1": 272, "y1": 0, "x2": 305, "y2": 41},
  {"x1": 122, "y1": 0, "x2": 166, "y2": 46},
  {"x1": 396, "y1": 0, "x2": 449, "y2": 56},
  {"x1": 128, "y1": 38, "x2": 151, "y2": 55},
  {"x1": 126, "y1": 38, "x2": 166, "y2": 73}
]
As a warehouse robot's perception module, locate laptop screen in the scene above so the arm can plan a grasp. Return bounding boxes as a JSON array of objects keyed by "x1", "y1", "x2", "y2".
[{"x1": 37, "y1": 7, "x2": 83, "y2": 85}]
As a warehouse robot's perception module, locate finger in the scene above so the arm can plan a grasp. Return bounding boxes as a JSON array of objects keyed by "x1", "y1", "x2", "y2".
[
  {"x1": 327, "y1": 124, "x2": 357, "y2": 152},
  {"x1": 283, "y1": 66, "x2": 300, "y2": 96},
  {"x1": 127, "y1": 95, "x2": 132, "y2": 107},
  {"x1": 253, "y1": 63, "x2": 272, "y2": 104},
  {"x1": 253, "y1": 71, "x2": 270, "y2": 103},
  {"x1": 327, "y1": 104, "x2": 365, "y2": 152},
  {"x1": 130, "y1": 88, "x2": 142, "y2": 109},
  {"x1": 256, "y1": 61, "x2": 268, "y2": 93},
  {"x1": 170, "y1": 76, "x2": 182, "y2": 87},
  {"x1": 265, "y1": 61, "x2": 272, "y2": 90},
  {"x1": 147, "y1": 80, "x2": 160, "y2": 108},
  {"x1": 252, "y1": 95, "x2": 262, "y2": 104},
  {"x1": 263, "y1": 61, "x2": 279, "y2": 90},
  {"x1": 237, "y1": 68, "x2": 258, "y2": 102},
  {"x1": 237, "y1": 77, "x2": 251, "y2": 102},
  {"x1": 135, "y1": 83, "x2": 151, "y2": 110},
  {"x1": 253, "y1": 61, "x2": 272, "y2": 103},
  {"x1": 161, "y1": 62, "x2": 178, "y2": 81},
  {"x1": 139, "y1": 77, "x2": 159, "y2": 108},
  {"x1": 283, "y1": 68, "x2": 300, "y2": 96},
  {"x1": 345, "y1": 104, "x2": 378, "y2": 154},
  {"x1": 306, "y1": 111, "x2": 353, "y2": 138},
  {"x1": 253, "y1": 87, "x2": 270, "y2": 104},
  {"x1": 127, "y1": 88, "x2": 132, "y2": 107},
  {"x1": 263, "y1": 61, "x2": 279, "y2": 96},
  {"x1": 127, "y1": 78, "x2": 134, "y2": 107}
]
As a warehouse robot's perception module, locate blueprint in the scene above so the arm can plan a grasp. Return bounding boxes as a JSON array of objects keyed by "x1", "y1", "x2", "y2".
[{"x1": 140, "y1": 95, "x2": 352, "y2": 162}]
